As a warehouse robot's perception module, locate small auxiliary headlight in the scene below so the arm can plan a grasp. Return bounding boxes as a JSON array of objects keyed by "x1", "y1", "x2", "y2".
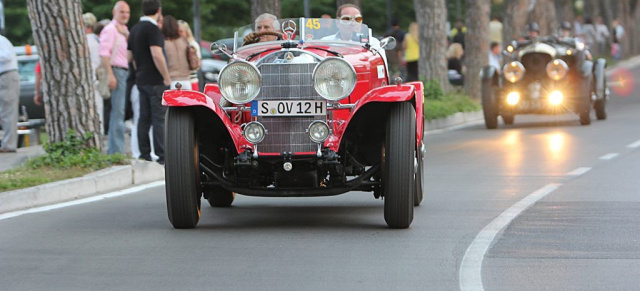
[
  {"x1": 506, "y1": 92, "x2": 520, "y2": 105},
  {"x1": 307, "y1": 121, "x2": 330, "y2": 143},
  {"x1": 503, "y1": 61, "x2": 525, "y2": 83},
  {"x1": 243, "y1": 122, "x2": 266, "y2": 144},
  {"x1": 549, "y1": 91, "x2": 563, "y2": 105}
]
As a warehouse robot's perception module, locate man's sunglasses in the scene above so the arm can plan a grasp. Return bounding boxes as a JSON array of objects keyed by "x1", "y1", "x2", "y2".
[{"x1": 339, "y1": 15, "x2": 363, "y2": 24}]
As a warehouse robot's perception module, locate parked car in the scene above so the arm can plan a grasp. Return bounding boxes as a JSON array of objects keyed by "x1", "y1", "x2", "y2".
[
  {"x1": 162, "y1": 18, "x2": 425, "y2": 229},
  {"x1": 481, "y1": 36, "x2": 608, "y2": 128},
  {"x1": 200, "y1": 39, "x2": 233, "y2": 84},
  {"x1": 15, "y1": 45, "x2": 44, "y2": 120}
]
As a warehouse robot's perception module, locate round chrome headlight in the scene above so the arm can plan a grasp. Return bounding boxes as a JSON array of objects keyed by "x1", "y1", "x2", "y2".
[
  {"x1": 307, "y1": 121, "x2": 330, "y2": 143},
  {"x1": 312, "y1": 57, "x2": 357, "y2": 101},
  {"x1": 503, "y1": 61, "x2": 525, "y2": 83},
  {"x1": 243, "y1": 122, "x2": 266, "y2": 144},
  {"x1": 218, "y1": 60, "x2": 261, "y2": 104},
  {"x1": 546, "y1": 59, "x2": 569, "y2": 81}
]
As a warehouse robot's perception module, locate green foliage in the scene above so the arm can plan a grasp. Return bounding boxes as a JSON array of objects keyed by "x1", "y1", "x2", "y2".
[
  {"x1": 424, "y1": 79, "x2": 445, "y2": 101},
  {"x1": 4, "y1": 0, "x2": 34, "y2": 45},
  {"x1": 27, "y1": 130, "x2": 128, "y2": 170},
  {"x1": 423, "y1": 93, "x2": 481, "y2": 121}
]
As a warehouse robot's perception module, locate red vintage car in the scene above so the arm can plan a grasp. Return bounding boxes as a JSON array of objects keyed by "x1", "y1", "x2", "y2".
[{"x1": 162, "y1": 18, "x2": 425, "y2": 229}]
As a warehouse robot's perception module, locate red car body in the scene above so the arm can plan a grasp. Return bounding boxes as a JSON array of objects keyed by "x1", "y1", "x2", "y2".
[{"x1": 162, "y1": 19, "x2": 424, "y2": 229}]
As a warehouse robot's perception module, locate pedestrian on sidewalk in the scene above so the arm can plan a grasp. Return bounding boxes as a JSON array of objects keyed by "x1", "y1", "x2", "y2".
[
  {"x1": 128, "y1": 0, "x2": 171, "y2": 164},
  {"x1": 178, "y1": 20, "x2": 201, "y2": 91},
  {"x1": 0, "y1": 34, "x2": 20, "y2": 153},
  {"x1": 83, "y1": 12, "x2": 104, "y2": 132},
  {"x1": 99, "y1": 1, "x2": 131, "y2": 154},
  {"x1": 163, "y1": 15, "x2": 191, "y2": 89}
]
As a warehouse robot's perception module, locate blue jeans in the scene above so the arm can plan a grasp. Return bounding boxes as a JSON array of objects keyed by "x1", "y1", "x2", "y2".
[{"x1": 107, "y1": 67, "x2": 128, "y2": 154}]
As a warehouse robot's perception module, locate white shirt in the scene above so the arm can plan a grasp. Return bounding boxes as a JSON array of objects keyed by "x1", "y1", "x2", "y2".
[
  {"x1": 87, "y1": 33, "x2": 101, "y2": 80},
  {"x1": 488, "y1": 52, "x2": 501, "y2": 72},
  {"x1": 0, "y1": 35, "x2": 18, "y2": 74},
  {"x1": 595, "y1": 24, "x2": 609, "y2": 43}
]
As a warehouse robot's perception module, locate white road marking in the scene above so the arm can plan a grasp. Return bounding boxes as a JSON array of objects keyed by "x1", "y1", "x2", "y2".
[
  {"x1": 567, "y1": 167, "x2": 592, "y2": 176},
  {"x1": 599, "y1": 153, "x2": 619, "y2": 160},
  {"x1": 627, "y1": 139, "x2": 640, "y2": 149},
  {"x1": 0, "y1": 181, "x2": 165, "y2": 221},
  {"x1": 459, "y1": 183, "x2": 561, "y2": 291}
]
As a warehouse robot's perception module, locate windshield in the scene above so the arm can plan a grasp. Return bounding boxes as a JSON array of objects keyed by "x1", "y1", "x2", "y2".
[
  {"x1": 18, "y1": 59, "x2": 37, "y2": 83},
  {"x1": 228, "y1": 18, "x2": 371, "y2": 50}
]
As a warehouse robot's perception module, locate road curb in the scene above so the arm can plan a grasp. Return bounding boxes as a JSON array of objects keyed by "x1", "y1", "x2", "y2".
[
  {"x1": 424, "y1": 111, "x2": 483, "y2": 133},
  {"x1": 0, "y1": 161, "x2": 164, "y2": 214}
]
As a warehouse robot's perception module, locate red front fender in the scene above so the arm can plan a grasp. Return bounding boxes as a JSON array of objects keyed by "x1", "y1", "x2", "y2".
[
  {"x1": 327, "y1": 82, "x2": 424, "y2": 150},
  {"x1": 162, "y1": 88, "x2": 252, "y2": 152}
]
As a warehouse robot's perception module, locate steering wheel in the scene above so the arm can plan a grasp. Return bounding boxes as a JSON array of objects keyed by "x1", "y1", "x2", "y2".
[{"x1": 242, "y1": 31, "x2": 283, "y2": 46}]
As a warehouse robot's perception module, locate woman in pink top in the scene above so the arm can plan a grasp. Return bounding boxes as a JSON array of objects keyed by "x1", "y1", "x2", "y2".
[{"x1": 162, "y1": 15, "x2": 191, "y2": 89}]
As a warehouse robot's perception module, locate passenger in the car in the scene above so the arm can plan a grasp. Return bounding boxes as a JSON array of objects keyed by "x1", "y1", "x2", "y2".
[{"x1": 321, "y1": 4, "x2": 364, "y2": 42}]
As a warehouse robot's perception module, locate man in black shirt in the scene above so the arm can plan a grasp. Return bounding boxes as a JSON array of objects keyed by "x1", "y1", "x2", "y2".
[{"x1": 127, "y1": 0, "x2": 171, "y2": 164}]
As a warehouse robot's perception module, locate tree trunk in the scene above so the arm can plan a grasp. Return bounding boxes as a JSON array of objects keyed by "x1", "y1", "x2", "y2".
[
  {"x1": 464, "y1": 0, "x2": 490, "y2": 100},
  {"x1": 413, "y1": 0, "x2": 449, "y2": 92},
  {"x1": 337, "y1": 0, "x2": 361, "y2": 9},
  {"x1": 530, "y1": 0, "x2": 558, "y2": 36},
  {"x1": 632, "y1": 1, "x2": 640, "y2": 54},
  {"x1": 250, "y1": 0, "x2": 281, "y2": 21},
  {"x1": 26, "y1": 0, "x2": 101, "y2": 149},
  {"x1": 555, "y1": 0, "x2": 575, "y2": 22},
  {"x1": 503, "y1": 0, "x2": 530, "y2": 45}
]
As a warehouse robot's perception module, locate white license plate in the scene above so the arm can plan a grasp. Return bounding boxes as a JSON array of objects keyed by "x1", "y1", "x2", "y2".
[{"x1": 251, "y1": 100, "x2": 326, "y2": 117}]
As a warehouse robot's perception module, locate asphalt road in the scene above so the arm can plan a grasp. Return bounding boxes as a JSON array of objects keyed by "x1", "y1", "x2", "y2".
[{"x1": 1, "y1": 68, "x2": 640, "y2": 290}]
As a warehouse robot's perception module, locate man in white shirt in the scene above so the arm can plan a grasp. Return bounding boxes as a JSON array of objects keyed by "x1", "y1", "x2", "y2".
[
  {"x1": 488, "y1": 42, "x2": 502, "y2": 73},
  {"x1": 0, "y1": 34, "x2": 19, "y2": 152},
  {"x1": 594, "y1": 16, "x2": 610, "y2": 57}
]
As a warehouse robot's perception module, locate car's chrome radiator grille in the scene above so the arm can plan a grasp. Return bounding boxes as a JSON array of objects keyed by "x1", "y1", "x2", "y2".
[{"x1": 256, "y1": 63, "x2": 324, "y2": 153}]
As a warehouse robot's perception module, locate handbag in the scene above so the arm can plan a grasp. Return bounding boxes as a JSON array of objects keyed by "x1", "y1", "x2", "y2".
[{"x1": 186, "y1": 42, "x2": 200, "y2": 71}]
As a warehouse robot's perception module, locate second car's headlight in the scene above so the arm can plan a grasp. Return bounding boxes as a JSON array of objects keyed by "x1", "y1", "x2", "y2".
[
  {"x1": 546, "y1": 59, "x2": 569, "y2": 81},
  {"x1": 219, "y1": 60, "x2": 261, "y2": 104},
  {"x1": 313, "y1": 57, "x2": 357, "y2": 101},
  {"x1": 503, "y1": 61, "x2": 525, "y2": 83}
]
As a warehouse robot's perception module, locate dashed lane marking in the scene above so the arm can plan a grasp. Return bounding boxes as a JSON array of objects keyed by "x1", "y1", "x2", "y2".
[
  {"x1": 627, "y1": 139, "x2": 640, "y2": 149},
  {"x1": 599, "y1": 153, "x2": 619, "y2": 160},
  {"x1": 567, "y1": 167, "x2": 592, "y2": 176}
]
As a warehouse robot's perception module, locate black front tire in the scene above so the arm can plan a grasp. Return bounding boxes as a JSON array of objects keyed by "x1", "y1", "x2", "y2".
[
  {"x1": 482, "y1": 80, "x2": 498, "y2": 129},
  {"x1": 206, "y1": 187, "x2": 235, "y2": 207},
  {"x1": 383, "y1": 102, "x2": 415, "y2": 229},
  {"x1": 165, "y1": 107, "x2": 202, "y2": 229},
  {"x1": 594, "y1": 99, "x2": 606, "y2": 120}
]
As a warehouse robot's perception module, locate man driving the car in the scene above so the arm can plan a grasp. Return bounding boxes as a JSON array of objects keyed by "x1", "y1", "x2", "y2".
[{"x1": 254, "y1": 13, "x2": 280, "y2": 42}]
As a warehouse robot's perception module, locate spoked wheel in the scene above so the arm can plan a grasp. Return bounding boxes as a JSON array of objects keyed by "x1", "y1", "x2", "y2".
[
  {"x1": 579, "y1": 81, "x2": 592, "y2": 125},
  {"x1": 482, "y1": 79, "x2": 498, "y2": 129},
  {"x1": 594, "y1": 99, "x2": 606, "y2": 120},
  {"x1": 383, "y1": 102, "x2": 415, "y2": 229},
  {"x1": 594, "y1": 59, "x2": 607, "y2": 120},
  {"x1": 205, "y1": 187, "x2": 235, "y2": 207},
  {"x1": 502, "y1": 114, "x2": 515, "y2": 125},
  {"x1": 414, "y1": 141, "x2": 425, "y2": 207},
  {"x1": 165, "y1": 107, "x2": 202, "y2": 229}
]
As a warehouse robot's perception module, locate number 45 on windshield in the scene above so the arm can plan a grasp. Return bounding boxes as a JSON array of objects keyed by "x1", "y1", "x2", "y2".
[{"x1": 306, "y1": 19, "x2": 320, "y2": 30}]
